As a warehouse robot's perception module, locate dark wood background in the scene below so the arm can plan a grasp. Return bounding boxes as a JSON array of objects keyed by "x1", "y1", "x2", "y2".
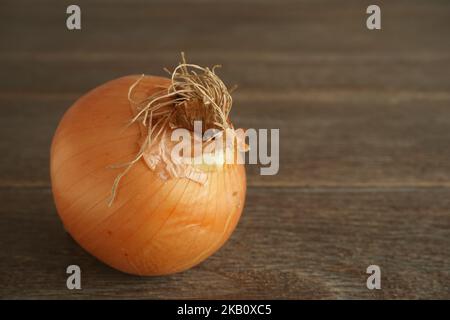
[{"x1": 1, "y1": 0, "x2": 449, "y2": 299}]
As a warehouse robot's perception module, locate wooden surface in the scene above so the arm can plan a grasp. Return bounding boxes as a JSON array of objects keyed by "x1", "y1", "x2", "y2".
[{"x1": 0, "y1": 0, "x2": 449, "y2": 299}]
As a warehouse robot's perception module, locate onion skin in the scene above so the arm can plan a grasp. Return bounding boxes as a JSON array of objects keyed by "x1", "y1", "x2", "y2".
[{"x1": 51, "y1": 75, "x2": 246, "y2": 276}]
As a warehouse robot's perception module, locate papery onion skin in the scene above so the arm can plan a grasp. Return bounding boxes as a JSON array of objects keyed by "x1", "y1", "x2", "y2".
[{"x1": 51, "y1": 75, "x2": 246, "y2": 276}]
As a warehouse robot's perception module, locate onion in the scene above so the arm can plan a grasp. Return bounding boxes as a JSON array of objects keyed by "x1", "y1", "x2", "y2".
[{"x1": 51, "y1": 58, "x2": 246, "y2": 276}]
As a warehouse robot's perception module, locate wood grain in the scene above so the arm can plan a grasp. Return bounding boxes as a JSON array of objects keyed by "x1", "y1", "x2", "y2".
[
  {"x1": 0, "y1": 0, "x2": 449, "y2": 299},
  {"x1": 1, "y1": 187, "x2": 448, "y2": 299},
  {"x1": 1, "y1": 97, "x2": 450, "y2": 189}
]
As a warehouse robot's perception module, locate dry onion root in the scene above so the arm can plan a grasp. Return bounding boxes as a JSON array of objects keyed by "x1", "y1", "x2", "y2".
[{"x1": 50, "y1": 54, "x2": 246, "y2": 276}]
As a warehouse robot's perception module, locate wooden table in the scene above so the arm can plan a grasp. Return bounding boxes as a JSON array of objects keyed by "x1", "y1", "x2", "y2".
[{"x1": 1, "y1": 0, "x2": 449, "y2": 299}]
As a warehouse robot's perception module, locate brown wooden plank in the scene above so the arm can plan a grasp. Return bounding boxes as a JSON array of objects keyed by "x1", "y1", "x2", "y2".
[
  {"x1": 1, "y1": 0, "x2": 449, "y2": 54},
  {"x1": 1, "y1": 55, "x2": 450, "y2": 95},
  {"x1": 1, "y1": 96, "x2": 450, "y2": 188},
  {"x1": 0, "y1": 187, "x2": 448, "y2": 299},
  {"x1": 1, "y1": 0, "x2": 449, "y2": 301},
  {"x1": 0, "y1": 1, "x2": 449, "y2": 95}
]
